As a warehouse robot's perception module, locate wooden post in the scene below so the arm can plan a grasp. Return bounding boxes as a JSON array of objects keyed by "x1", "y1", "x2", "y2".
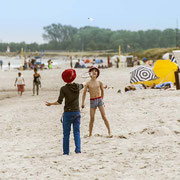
[{"x1": 174, "y1": 70, "x2": 180, "y2": 89}]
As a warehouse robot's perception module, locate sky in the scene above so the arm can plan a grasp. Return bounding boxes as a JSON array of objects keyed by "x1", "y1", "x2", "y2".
[{"x1": 0, "y1": 0, "x2": 180, "y2": 44}]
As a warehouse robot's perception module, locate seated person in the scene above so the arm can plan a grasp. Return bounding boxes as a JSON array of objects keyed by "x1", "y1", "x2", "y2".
[
  {"x1": 74, "y1": 59, "x2": 86, "y2": 68},
  {"x1": 74, "y1": 59, "x2": 82, "y2": 68},
  {"x1": 154, "y1": 82, "x2": 173, "y2": 89},
  {"x1": 125, "y1": 85, "x2": 136, "y2": 92}
]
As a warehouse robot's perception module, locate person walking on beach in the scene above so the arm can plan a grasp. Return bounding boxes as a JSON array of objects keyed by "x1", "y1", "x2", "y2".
[
  {"x1": 8, "y1": 62, "x2": 10, "y2": 70},
  {"x1": 81, "y1": 67, "x2": 112, "y2": 137},
  {"x1": 45, "y1": 69, "x2": 85, "y2": 155},
  {"x1": 48, "y1": 59, "x2": 52, "y2": 69},
  {"x1": 33, "y1": 68, "x2": 41, "y2": 95},
  {"x1": 14, "y1": 72, "x2": 25, "y2": 96}
]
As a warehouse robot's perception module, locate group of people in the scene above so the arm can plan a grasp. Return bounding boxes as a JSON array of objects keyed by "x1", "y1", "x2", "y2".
[
  {"x1": 14, "y1": 68, "x2": 41, "y2": 96},
  {"x1": 124, "y1": 82, "x2": 174, "y2": 92},
  {"x1": 46, "y1": 67, "x2": 112, "y2": 155},
  {"x1": 74, "y1": 57, "x2": 112, "y2": 69},
  {"x1": 0, "y1": 60, "x2": 11, "y2": 70},
  {"x1": 13, "y1": 65, "x2": 175, "y2": 156}
]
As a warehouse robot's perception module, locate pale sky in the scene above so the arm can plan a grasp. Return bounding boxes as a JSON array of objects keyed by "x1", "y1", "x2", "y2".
[{"x1": 0, "y1": 0, "x2": 180, "y2": 44}]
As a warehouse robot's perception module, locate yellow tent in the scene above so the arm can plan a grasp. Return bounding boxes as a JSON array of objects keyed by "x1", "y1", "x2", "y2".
[{"x1": 135, "y1": 60, "x2": 178, "y2": 86}]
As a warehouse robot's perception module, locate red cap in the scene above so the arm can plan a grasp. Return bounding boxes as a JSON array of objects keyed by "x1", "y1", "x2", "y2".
[{"x1": 62, "y1": 69, "x2": 76, "y2": 83}]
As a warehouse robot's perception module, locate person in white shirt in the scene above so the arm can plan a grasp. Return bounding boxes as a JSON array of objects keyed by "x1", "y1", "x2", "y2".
[{"x1": 14, "y1": 72, "x2": 25, "y2": 96}]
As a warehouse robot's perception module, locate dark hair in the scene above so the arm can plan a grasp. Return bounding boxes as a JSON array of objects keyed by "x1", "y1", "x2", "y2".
[
  {"x1": 125, "y1": 87, "x2": 129, "y2": 92},
  {"x1": 89, "y1": 67, "x2": 100, "y2": 78}
]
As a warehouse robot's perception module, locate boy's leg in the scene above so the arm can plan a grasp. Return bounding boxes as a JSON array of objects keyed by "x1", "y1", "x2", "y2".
[
  {"x1": 33, "y1": 82, "x2": 35, "y2": 95},
  {"x1": 36, "y1": 84, "x2": 39, "y2": 95},
  {"x1": 72, "y1": 112, "x2": 81, "y2": 153},
  {"x1": 98, "y1": 105, "x2": 111, "y2": 136},
  {"x1": 89, "y1": 108, "x2": 96, "y2": 136},
  {"x1": 63, "y1": 112, "x2": 71, "y2": 155}
]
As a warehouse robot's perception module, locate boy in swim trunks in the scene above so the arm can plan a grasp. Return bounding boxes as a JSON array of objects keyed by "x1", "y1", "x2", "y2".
[{"x1": 81, "y1": 67, "x2": 111, "y2": 137}]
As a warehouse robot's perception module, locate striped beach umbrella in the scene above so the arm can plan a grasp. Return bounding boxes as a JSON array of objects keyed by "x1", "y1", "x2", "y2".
[{"x1": 130, "y1": 66, "x2": 158, "y2": 83}]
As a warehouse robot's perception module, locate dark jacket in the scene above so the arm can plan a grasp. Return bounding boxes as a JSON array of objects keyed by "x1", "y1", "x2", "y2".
[{"x1": 57, "y1": 83, "x2": 83, "y2": 112}]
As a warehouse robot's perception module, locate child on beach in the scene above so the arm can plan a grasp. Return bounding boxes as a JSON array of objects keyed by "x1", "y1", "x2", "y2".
[
  {"x1": 81, "y1": 67, "x2": 112, "y2": 137},
  {"x1": 45, "y1": 69, "x2": 85, "y2": 155},
  {"x1": 33, "y1": 68, "x2": 41, "y2": 95},
  {"x1": 14, "y1": 72, "x2": 25, "y2": 96}
]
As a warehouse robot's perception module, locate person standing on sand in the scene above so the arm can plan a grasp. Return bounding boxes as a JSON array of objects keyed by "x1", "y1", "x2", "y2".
[
  {"x1": 33, "y1": 68, "x2": 41, "y2": 96},
  {"x1": 0, "y1": 60, "x2": 3, "y2": 70},
  {"x1": 45, "y1": 69, "x2": 85, "y2": 155},
  {"x1": 81, "y1": 67, "x2": 112, "y2": 137},
  {"x1": 116, "y1": 57, "x2": 120, "y2": 68},
  {"x1": 70, "y1": 56, "x2": 73, "y2": 68},
  {"x1": 8, "y1": 62, "x2": 10, "y2": 70},
  {"x1": 14, "y1": 72, "x2": 25, "y2": 96}
]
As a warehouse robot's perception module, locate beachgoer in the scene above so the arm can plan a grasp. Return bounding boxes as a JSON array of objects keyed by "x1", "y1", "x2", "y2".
[
  {"x1": 45, "y1": 69, "x2": 85, "y2": 155},
  {"x1": 81, "y1": 67, "x2": 112, "y2": 137},
  {"x1": 116, "y1": 57, "x2": 120, "y2": 68},
  {"x1": 33, "y1": 68, "x2": 41, "y2": 95},
  {"x1": 0, "y1": 60, "x2": 3, "y2": 70},
  {"x1": 70, "y1": 56, "x2": 73, "y2": 68},
  {"x1": 14, "y1": 72, "x2": 25, "y2": 96},
  {"x1": 48, "y1": 59, "x2": 52, "y2": 69},
  {"x1": 8, "y1": 62, "x2": 10, "y2": 70},
  {"x1": 124, "y1": 82, "x2": 173, "y2": 92},
  {"x1": 74, "y1": 59, "x2": 81, "y2": 68},
  {"x1": 154, "y1": 82, "x2": 173, "y2": 89},
  {"x1": 124, "y1": 85, "x2": 136, "y2": 92},
  {"x1": 124, "y1": 83, "x2": 153, "y2": 92}
]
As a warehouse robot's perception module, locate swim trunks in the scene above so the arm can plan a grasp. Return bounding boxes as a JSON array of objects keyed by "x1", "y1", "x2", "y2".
[{"x1": 90, "y1": 96, "x2": 104, "y2": 109}]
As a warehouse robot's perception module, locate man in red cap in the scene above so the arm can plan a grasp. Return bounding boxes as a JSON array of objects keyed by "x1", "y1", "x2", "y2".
[
  {"x1": 46, "y1": 69, "x2": 85, "y2": 155},
  {"x1": 81, "y1": 67, "x2": 112, "y2": 137}
]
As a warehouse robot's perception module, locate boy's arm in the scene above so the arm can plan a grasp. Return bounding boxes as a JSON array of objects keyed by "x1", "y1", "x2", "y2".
[
  {"x1": 79, "y1": 82, "x2": 86, "y2": 91},
  {"x1": 45, "y1": 101, "x2": 60, "y2": 106},
  {"x1": 14, "y1": 78, "x2": 17, "y2": 86},
  {"x1": 81, "y1": 84, "x2": 88, "y2": 108},
  {"x1": 100, "y1": 81, "x2": 104, "y2": 99},
  {"x1": 46, "y1": 87, "x2": 64, "y2": 106},
  {"x1": 22, "y1": 77, "x2": 25, "y2": 84}
]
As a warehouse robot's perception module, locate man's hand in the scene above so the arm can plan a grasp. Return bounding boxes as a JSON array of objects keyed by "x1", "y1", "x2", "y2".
[
  {"x1": 81, "y1": 104, "x2": 85, "y2": 109},
  {"x1": 45, "y1": 102, "x2": 51, "y2": 106}
]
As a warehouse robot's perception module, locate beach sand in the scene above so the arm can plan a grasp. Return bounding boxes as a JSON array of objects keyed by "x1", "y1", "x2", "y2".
[{"x1": 0, "y1": 62, "x2": 180, "y2": 180}]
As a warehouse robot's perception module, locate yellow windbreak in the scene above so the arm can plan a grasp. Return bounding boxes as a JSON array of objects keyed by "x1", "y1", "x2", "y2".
[{"x1": 134, "y1": 60, "x2": 178, "y2": 86}]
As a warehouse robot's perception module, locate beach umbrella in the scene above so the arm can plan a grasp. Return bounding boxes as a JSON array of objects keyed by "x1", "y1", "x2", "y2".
[{"x1": 130, "y1": 66, "x2": 158, "y2": 83}]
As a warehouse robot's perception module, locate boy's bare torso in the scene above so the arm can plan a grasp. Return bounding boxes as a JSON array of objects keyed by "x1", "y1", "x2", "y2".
[{"x1": 87, "y1": 80, "x2": 102, "y2": 98}]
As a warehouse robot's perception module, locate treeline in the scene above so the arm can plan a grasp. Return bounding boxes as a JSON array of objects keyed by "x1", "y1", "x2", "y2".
[{"x1": 0, "y1": 23, "x2": 179, "y2": 53}]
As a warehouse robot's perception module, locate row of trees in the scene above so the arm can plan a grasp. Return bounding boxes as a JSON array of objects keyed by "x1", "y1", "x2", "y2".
[{"x1": 0, "y1": 23, "x2": 179, "y2": 53}]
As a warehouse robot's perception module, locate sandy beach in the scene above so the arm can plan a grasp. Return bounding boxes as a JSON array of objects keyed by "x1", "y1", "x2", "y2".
[{"x1": 0, "y1": 61, "x2": 180, "y2": 180}]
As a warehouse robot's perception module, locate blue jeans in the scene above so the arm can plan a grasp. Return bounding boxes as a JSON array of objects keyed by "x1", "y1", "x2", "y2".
[{"x1": 63, "y1": 111, "x2": 81, "y2": 155}]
